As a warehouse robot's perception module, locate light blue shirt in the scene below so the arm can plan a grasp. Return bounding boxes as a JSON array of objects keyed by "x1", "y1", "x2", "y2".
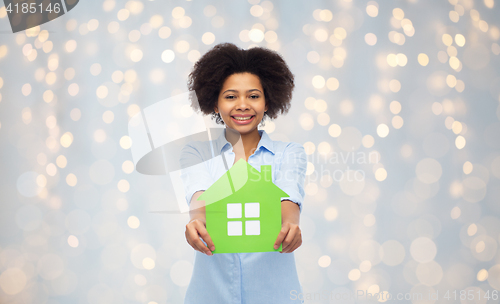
[{"x1": 179, "y1": 129, "x2": 307, "y2": 304}]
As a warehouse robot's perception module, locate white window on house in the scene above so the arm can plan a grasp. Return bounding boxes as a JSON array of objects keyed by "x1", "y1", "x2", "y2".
[{"x1": 227, "y1": 202, "x2": 260, "y2": 236}]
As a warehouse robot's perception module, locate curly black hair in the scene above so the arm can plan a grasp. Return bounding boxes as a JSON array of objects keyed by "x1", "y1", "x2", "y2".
[{"x1": 187, "y1": 43, "x2": 295, "y2": 125}]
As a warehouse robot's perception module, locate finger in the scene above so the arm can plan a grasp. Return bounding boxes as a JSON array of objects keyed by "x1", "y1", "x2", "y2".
[
  {"x1": 193, "y1": 221, "x2": 215, "y2": 253},
  {"x1": 283, "y1": 236, "x2": 300, "y2": 253},
  {"x1": 281, "y1": 226, "x2": 298, "y2": 251},
  {"x1": 194, "y1": 236, "x2": 212, "y2": 255},
  {"x1": 187, "y1": 226, "x2": 210, "y2": 254},
  {"x1": 274, "y1": 225, "x2": 290, "y2": 250},
  {"x1": 199, "y1": 229, "x2": 215, "y2": 252}
]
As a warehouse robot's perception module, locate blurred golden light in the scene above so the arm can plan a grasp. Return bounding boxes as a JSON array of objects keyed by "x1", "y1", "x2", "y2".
[
  {"x1": 317, "y1": 113, "x2": 330, "y2": 126},
  {"x1": 122, "y1": 160, "x2": 135, "y2": 174},
  {"x1": 463, "y1": 161, "x2": 473, "y2": 174},
  {"x1": 102, "y1": 111, "x2": 114, "y2": 124},
  {"x1": 317, "y1": 141, "x2": 331, "y2": 154},
  {"x1": 348, "y1": 269, "x2": 361, "y2": 281},
  {"x1": 375, "y1": 168, "x2": 387, "y2": 181},
  {"x1": 392, "y1": 115, "x2": 404, "y2": 129},
  {"x1": 362, "y1": 135, "x2": 374, "y2": 148},
  {"x1": 22, "y1": 83, "x2": 31, "y2": 96},
  {"x1": 366, "y1": 2, "x2": 378, "y2": 17},
  {"x1": 68, "y1": 235, "x2": 79, "y2": 248},
  {"x1": 477, "y1": 269, "x2": 488, "y2": 281},
  {"x1": 120, "y1": 136, "x2": 132, "y2": 149},
  {"x1": 329, "y1": 124, "x2": 342, "y2": 137},
  {"x1": 455, "y1": 135, "x2": 466, "y2": 149},
  {"x1": 326, "y1": 77, "x2": 339, "y2": 90},
  {"x1": 128, "y1": 216, "x2": 140, "y2": 229},
  {"x1": 66, "y1": 173, "x2": 77, "y2": 186},
  {"x1": 364, "y1": 33, "x2": 377, "y2": 46},
  {"x1": 127, "y1": 104, "x2": 141, "y2": 117},
  {"x1": 94, "y1": 129, "x2": 107, "y2": 143},
  {"x1": 390, "y1": 101, "x2": 401, "y2": 114},
  {"x1": 324, "y1": 206, "x2": 339, "y2": 221},
  {"x1": 264, "y1": 30, "x2": 278, "y2": 43},
  {"x1": 60, "y1": 132, "x2": 74, "y2": 148},
  {"x1": 467, "y1": 223, "x2": 477, "y2": 236},
  {"x1": 68, "y1": 83, "x2": 79, "y2": 96},
  {"x1": 360, "y1": 260, "x2": 372, "y2": 272},
  {"x1": 250, "y1": 5, "x2": 264, "y2": 17},
  {"x1": 108, "y1": 21, "x2": 120, "y2": 34},
  {"x1": 449, "y1": 11, "x2": 459, "y2": 23},
  {"x1": 393, "y1": 8, "x2": 404, "y2": 20},
  {"x1": 130, "y1": 49, "x2": 143, "y2": 62},
  {"x1": 364, "y1": 214, "x2": 376, "y2": 226},
  {"x1": 172, "y1": 7, "x2": 185, "y2": 19},
  {"x1": 56, "y1": 155, "x2": 67, "y2": 168},
  {"x1": 142, "y1": 257, "x2": 155, "y2": 270},
  {"x1": 118, "y1": 179, "x2": 130, "y2": 192},
  {"x1": 96, "y1": 85, "x2": 109, "y2": 99},
  {"x1": 339, "y1": 99, "x2": 354, "y2": 115},
  {"x1": 452, "y1": 121, "x2": 462, "y2": 134},
  {"x1": 36, "y1": 174, "x2": 47, "y2": 187},
  {"x1": 314, "y1": 28, "x2": 328, "y2": 42},
  {"x1": 334, "y1": 27, "x2": 347, "y2": 40},
  {"x1": 150, "y1": 15, "x2": 164, "y2": 28},
  {"x1": 451, "y1": 206, "x2": 461, "y2": 219},
  {"x1": 21, "y1": 107, "x2": 31, "y2": 124},
  {"x1": 318, "y1": 255, "x2": 331, "y2": 268},
  {"x1": 389, "y1": 79, "x2": 401, "y2": 92},
  {"x1": 175, "y1": 40, "x2": 190, "y2": 53},
  {"x1": 377, "y1": 124, "x2": 389, "y2": 137},
  {"x1": 455, "y1": 34, "x2": 466, "y2": 46},
  {"x1": 303, "y1": 142, "x2": 315, "y2": 155},
  {"x1": 65, "y1": 40, "x2": 77, "y2": 52},
  {"x1": 117, "y1": 9, "x2": 130, "y2": 21},
  {"x1": 312, "y1": 75, "x2": 325, "y2": 89},
  {"x1": 70, "y1": 108, "x2": 81, "y2": 121},
  {"x1": 446, "y1": 74, "x2": 457, "y2": 87},
  {"x1": 46, "y1": 163, "x2": 57, "y2": 176},
  {"x1": 442, "y1": 34, "x2": 453, "y2": 46}
]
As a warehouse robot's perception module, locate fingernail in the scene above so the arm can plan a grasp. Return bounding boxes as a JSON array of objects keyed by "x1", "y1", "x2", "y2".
[
  {"x1": 274, "y1": 245, "x2": 278, "y2": 249},
  {"x1": 210, "y1": 246, "x2": 215, "y2": 251},
  {"x1": 206, "y1": 251, "x2": 212, "y2": 256}
]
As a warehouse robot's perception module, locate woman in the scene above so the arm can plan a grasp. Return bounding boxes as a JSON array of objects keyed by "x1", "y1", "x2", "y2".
[{"x1": 180, "y1": 43, "x2": 306, "y2": 303}]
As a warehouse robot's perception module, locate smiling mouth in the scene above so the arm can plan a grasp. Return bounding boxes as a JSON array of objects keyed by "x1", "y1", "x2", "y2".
[{"x1": 231, "y1": 115, "x2": 255, "y2": 121}]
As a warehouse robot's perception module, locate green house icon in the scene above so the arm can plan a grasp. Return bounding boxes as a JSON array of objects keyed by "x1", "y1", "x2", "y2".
[{"x1": 198, "y1": 158, "x2": 289, "y2": 254}]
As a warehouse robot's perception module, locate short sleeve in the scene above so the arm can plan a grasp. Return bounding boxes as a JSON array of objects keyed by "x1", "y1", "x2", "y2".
[
  {"x1": 274, "y1": 142, "x2": 307, "y2": 213},
  {"x1": 179, "y1": 143, "x2": 214, "y2": 205}
]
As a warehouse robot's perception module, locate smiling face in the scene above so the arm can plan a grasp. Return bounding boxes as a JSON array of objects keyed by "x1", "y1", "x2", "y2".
[{"x1": 215, "y1": 72, "x2": 267, "y2": 136}]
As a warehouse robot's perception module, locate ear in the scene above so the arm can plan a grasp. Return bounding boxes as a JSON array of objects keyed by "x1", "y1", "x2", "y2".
[
  {"x1": 214, "y1": 106, "x2": 218, "y2": 114},
  {"x1": 264, "y1": 104, "x2": 268, "y2": 112}
]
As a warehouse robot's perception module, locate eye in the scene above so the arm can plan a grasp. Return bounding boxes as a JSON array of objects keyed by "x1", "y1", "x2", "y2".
[
  {"x1": 225, "y1": 95, "x2": 235, "y2": 99},
  {"x1": 250, "y1": 95, "x2": 260, "y2": 99}
]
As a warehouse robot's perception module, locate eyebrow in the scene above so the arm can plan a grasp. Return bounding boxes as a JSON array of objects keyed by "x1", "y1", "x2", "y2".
[{"x1": 222, "y1": 89, "x2": 262, "y2": 94}]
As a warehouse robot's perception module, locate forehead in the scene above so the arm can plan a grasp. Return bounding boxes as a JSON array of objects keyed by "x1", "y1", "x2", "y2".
[{"x1": 221, "y1": 73, "x2": 263, "y2": 90}]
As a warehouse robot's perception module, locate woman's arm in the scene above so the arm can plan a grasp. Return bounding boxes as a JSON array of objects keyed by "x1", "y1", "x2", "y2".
[{"x1": 185, "y1": 192, "x2": 216, "y2": 256}]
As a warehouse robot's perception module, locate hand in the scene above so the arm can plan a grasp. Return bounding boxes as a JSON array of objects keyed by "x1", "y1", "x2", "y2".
[
  {"x1": 274, "y1": 222, "x2": 302, "y2": 253},
  {"x1": 185, "y1": 218, "x2": 215, "y2": 256}
]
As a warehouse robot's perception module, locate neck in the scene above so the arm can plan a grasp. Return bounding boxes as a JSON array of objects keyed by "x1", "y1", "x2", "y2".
[{"x1": 225, "y1": 128, "x2": 261, "y2": 156}]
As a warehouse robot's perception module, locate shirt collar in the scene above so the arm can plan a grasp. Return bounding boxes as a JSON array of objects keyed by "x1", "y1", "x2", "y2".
[{"x1": 215, "y1": 129, "x2": 275, "y2": 155}]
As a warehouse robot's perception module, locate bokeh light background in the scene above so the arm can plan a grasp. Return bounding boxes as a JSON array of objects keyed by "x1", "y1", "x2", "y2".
[{"x1": 1, "y1": 0, "x2": 500, "y2": 303}]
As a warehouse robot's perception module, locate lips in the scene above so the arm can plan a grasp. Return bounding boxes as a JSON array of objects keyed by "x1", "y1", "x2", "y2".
[{"x1": 231, "y1": 115, "x2": 255, "y2": 125}]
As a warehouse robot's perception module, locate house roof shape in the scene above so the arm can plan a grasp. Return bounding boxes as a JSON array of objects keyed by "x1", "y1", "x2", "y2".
[{"x1": 198, "y1": 158, "x2": 289, "y2": 205}]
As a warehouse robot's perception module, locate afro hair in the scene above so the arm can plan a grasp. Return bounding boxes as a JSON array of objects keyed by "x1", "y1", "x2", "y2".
[{"x1": 187, "y1": 43, "x2": 295, "y2": 124}]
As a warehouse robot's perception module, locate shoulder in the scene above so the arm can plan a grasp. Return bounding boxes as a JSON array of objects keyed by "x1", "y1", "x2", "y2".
[
  {"x1": 180, "y1": 140, "x2": 215, "y2": 163},
  {"x1": 272, "y1": 139, "x2": 305, "y2": 156}
]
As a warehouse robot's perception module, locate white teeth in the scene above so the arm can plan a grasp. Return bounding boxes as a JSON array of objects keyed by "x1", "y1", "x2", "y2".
[{"x1": 233, "y1": 116, "x2": 253, "y2": 121}]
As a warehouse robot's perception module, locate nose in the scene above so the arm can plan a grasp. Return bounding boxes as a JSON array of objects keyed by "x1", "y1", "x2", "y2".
[{"x1": 235, "y1": 96, "x2": 250, "y2": 111}]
